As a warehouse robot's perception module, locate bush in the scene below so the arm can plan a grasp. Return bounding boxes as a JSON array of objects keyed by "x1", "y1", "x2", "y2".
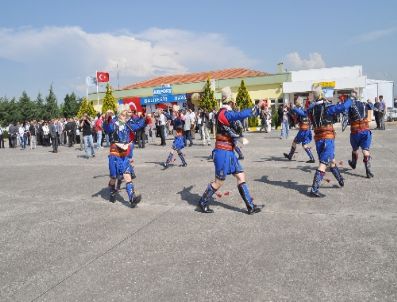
[{"x1": 248, "y1": 117, "x2": 259, "y2": 128}]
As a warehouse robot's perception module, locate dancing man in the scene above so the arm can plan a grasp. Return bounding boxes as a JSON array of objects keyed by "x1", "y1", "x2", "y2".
[
  {"x1": 163, "y1": 126, "x2": 187, "y2": 168},
  {"x1": 346, "y1": 91, "x2": 374, "y2": 178},
  {"x1": 198, "y1": 87, "x2": 264, "y2": 214},
  {"x1": 103, "y1": 109, "x2": 145, "y2": 207},
  {"x1": 308, "y1": 85, "x2": 352, "y2": 197},
  {"x1": 283, "y1": 97, "x2": 315, "y2": 163}
]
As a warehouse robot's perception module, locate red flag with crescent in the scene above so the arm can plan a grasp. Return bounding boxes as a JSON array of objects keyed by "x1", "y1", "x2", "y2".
[{"x1": 96, "y1": 72, "x2": 109, "y2": 83}]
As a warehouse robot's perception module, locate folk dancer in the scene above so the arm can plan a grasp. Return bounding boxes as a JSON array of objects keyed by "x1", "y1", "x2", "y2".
[
  {"x1": 103, "y1": 110, "x2": 145, "y2": 207},
  {"x1": 307, "y1": 85, "x2": 352, "y2": 197},
  {"x1": 283, "y1": 97, "x2": 315, "y2": 163},
  {"x1": 198, "y1": 87, "x2": 264, "y2": 214},
  {"x1": 163, "y1": 126, "x2": 187, "y2": 168},
  {"x1": 345, "y1": 91, "x2": 374, "y2": 178}
]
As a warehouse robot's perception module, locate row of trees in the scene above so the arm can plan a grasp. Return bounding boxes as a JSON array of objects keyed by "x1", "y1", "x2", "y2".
[
  {"x1": 199, "y1": 78, "x2": 258, "y2": 126},
  {"x1": 199, "y1": 78, "x2": 253, "y2": 111},
  {"x1": 0, "y1": 84, "x2": 118, "y2": 127}
]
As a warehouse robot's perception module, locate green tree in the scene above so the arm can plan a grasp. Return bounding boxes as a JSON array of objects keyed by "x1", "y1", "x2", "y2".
[
  {"x1": 0, "y1": 97, "x2": 10, "y2": 126},
  {"x1": 33, "y1": 93, "x2": 45, "y2": 120},
  {"x1": 101, "y1": 83, "x2": 118, "y2": 113},
  {"x1": 199, "y1": 78, "x2": 217, "y2": 111},
  {"x1": 19, "y1": 91, "x2": 35, "y2": 121},
  {"x1": 44, "y1": 85, "x2": 59, "y2": 120},
  {"x1": 77, "y1": 97, "x2": 96, "y2": 118},
  {"x1": 62, "y1": 92, "x2": 80, "y2": 118},
  {"x1": 236, "y1": 80, "x2": 257, "y2": 127},
  {"x1": 8, "y1": 98, "x2": 21, "y2": 124}
]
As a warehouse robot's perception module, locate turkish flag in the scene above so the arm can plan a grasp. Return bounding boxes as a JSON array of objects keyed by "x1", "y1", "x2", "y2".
[{"x1": 96, "y1": 72, "x2": 109, "y2": 83}]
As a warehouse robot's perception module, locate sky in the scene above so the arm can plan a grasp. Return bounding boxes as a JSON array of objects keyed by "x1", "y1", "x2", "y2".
[{"x1": 1, "y1": 0, "x2": 396, "y2": 101}]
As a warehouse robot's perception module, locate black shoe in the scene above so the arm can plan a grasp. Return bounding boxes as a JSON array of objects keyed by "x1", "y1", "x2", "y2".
[
  {"x1": 130, "y1": 194, "x2": 142, "y2": 208},
  {"x1": 238, "y1": 156, "x2": 244, "y2": 160},
  {"x1": 310, "y1": 190, "x2": 323, "y2": 197},
  {"x1": 306, "y1": 159, "x2": 315, "y2": 163},
  {"x1": 348, "y1": 160, "x2": 356, "y2": 169},
  {"x1": 181, "y1": 163, "x2": 187, "y2": 167},
  {"x1": 366, "y1": 170, "x2": 374, "y2": 178},
  {"x1": 338, "y1": 179, "x2": 344, "y2": 187},
  {"x1": 199, "y1": 204, "x2": 214, "y2": 213},
  {"x1": 130, "y1": 172, "x2": 136, "y2": 179},
  {"x1": 110, "y1": 192, "x2": 116, "y2": 203},
  {"x1": 163, "y1": 162, "x2": 169, "y2": 169},
  {"x1": 283, "y1": 153, "x2": 291, "y2": 160},
  {"x1": 247, "y1": 205, "x2": 261, "y2": 215}
]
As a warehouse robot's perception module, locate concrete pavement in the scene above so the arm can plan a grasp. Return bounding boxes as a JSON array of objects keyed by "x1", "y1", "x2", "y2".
[{"x1": 0, "y1": 125, "x2": 396, "y2": 301}]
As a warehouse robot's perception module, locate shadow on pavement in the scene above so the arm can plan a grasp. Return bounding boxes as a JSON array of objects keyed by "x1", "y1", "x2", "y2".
[
  {"x1": 92, "y1": 187, "x2": 132, "y2": 208},
  {"x1": 255, "y1": 175, "x2": 309, "y2": 196},
  {"x1": 176, "y1": 185, "x2": 245, "y2": 214},
  {"x1": 253, "y1": 156, "x2": 289, "y2": 162},
  {"x1": 281, "y1": 165, "x2": 314, "y2": 174},
  {"x1": 340, "y1": 168, "x2": 369, "y2": 179}
]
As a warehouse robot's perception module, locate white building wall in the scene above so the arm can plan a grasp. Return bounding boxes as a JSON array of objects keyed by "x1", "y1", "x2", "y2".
[
  {"x1": 362, "y1": 79, "x2": 394, "y2": 107},
  {"x1": 290, "y1": 66, "x2": 362, "y2": 82}
]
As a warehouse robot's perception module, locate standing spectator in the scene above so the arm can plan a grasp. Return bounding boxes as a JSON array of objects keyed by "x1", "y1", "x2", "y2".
[
  {"x1": 37, "y1": 121, "x2": 43, "y2": 146},
  {"x1": 19, "y1": 122, "x2": 26, "y2": 149},
  {"x1": 77, "y1": 118, "x2": 84, "y2": 151},
  {"x1": 197, "y1": 109, "x2": 203, "y2": 140},
  {"x1": 280, "y1": 104, "x2": 290, "y2": 139},
  {"x1": 61, "y1": 118, "x2": 67, "y2": 145},
  {"x1": 158, "y1": 109, "x2": 167, "y2": 146},
  {"x1": 80, "y1": 114, "x2": 95, "y2": 158},
  {"x1": 184, "y1": 109, "x2": 193, "y2": 147},
  {"x1": 209, "y1": 108, "x2": 217, "y2": 138},
  {"x1": 135, "y1": 112, "x2": 146, "y2": 148},
  {"x1": 189, "y1": 109, "x2": 196, "y2": 140},
  {"x1": 277, "y1": 104, "x2": 283, "y2": 130},
  {"x1": 378, "y1": 95, "x2": 386, "y2": 130},
  {"x1": 94, "y1": 113, "x2": 103, "y2": 149},
  {"x1": 29, "y1": 120, "x2": 38, "y2": 149},
  {"x1": 49, "y1": 119, "x2": 59, "y2": 153},
  {"x1": 200, "y1": 109, "x2": 211, "y2": 146},
  {"x1": 0, "y1": 127, "x2": 4, "y2": 148},
  {"x1": 374, "y1": 97, "x2": 380, "y2": 129},
  {"x1": 65, "y1": 118, "x2": 76, "y2": 147},
  {"x1": 145, "y1": 113, "x2": 155, "y2": 144},
  {"x1": 42, "y1": 122, "x2": 50, "y2": 146},
  {"x1": 56, "y1": 119, "x2": 63, "y2": 146}
]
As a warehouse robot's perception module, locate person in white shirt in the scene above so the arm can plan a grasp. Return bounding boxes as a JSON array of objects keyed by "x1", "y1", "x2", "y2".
[
  {"x1": 183, "y1": 109, "x2": 193, "y2": 146},
  {"x1": 158, "y1": 109, "x2": 167, "y2": 146},
  {"x1": 18, "y1": 123, "x2": 26, "y2": 149},
  {"x1": 189, "y1": 110, "x2": 196, "y2": 139}
]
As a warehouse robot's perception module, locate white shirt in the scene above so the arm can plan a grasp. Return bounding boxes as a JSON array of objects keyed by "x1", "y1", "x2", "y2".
[
  {"x1": 184, "y1": 114, "x2": 192, "y2": 131},
  {"x1": 18, "y1": 126, "x2": 25, "y2": 136},
  {"x1": 159, "y1": 113, "x2": 166, "y2": 126}
]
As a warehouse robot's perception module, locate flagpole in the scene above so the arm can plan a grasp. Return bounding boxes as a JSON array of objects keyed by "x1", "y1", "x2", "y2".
[{"x1": 96, "y1": 70, "x2": 99, "y2": 103}]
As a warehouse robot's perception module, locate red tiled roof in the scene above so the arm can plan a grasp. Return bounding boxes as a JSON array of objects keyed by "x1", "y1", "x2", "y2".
[{"x1": 123, "y1": 68, "x2": 270, "y2": 90}]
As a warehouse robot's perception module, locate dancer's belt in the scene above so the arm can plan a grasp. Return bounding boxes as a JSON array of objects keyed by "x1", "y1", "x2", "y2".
[
  {"x1": 314, "y1": 125, "x2": 335, "y2": 141},
  {"x1": 351, "y1": 120, "x2": 369, "y2": 134},
  {"x1": 299, "y1": 122, "x2": 310, "y2": 130},
  {"x1": 215, "y1": 134, "x2": 233, "y2": 151},
  {"x1": 109, "y1": 143, "x2": 130, "y2": 157}
]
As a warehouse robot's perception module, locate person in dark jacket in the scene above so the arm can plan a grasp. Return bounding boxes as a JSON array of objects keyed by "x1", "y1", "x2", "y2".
[
  {"x1": 49, "y1": 119, "x2": 59, "y2": 153},
  {"x1": 65, "y1": 118, "x2": 77, "y2": 147}
]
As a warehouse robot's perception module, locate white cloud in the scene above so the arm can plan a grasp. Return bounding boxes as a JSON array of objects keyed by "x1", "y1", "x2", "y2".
[
  {"x1": 352, "y1": 26, "x2": 397, "y2": 44},
  {"x1": 0, "y1": 26, "x2": 255, "y2": 98},
  {"x1": 284, "y1": 52, "x2": 326, "y2": 70}
]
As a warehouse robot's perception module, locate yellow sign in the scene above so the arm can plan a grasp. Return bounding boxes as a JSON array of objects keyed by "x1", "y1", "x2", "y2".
[{"x1": 314, "y1": 81, "x2": 336, "y2": 88}]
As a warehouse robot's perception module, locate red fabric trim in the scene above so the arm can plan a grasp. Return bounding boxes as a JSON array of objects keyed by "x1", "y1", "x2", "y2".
[{"x1": 218, "y1": 108, "x2": 230, "y2": 126}]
